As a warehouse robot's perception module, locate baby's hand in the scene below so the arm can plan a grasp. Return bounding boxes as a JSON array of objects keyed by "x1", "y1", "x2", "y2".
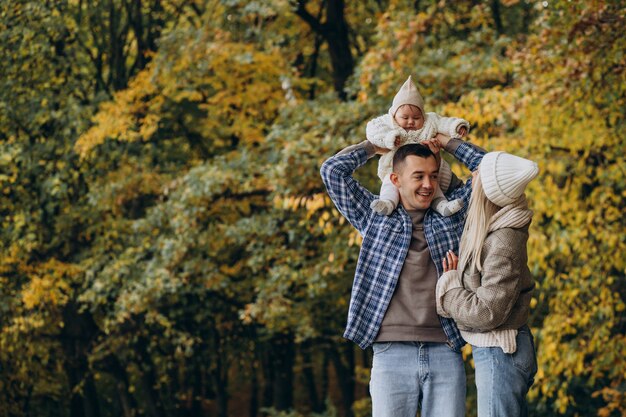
[
  {"x1": 458, "y1": 126, "x2": 468, "y2": 138},
  {"x1": 394, "y1": 136, "x2": 403, "y2": 148}
]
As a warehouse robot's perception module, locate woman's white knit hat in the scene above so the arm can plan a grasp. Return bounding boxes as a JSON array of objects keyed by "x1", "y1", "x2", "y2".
[
  {"x1": 388, "y1": 76, "x2": 425, "y2": 117},
  {"x1": 480, "y1": 152, "x2": 539, "y2": 206}
]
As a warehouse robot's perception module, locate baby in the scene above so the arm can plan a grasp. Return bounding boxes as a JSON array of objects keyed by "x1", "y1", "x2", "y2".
[{"x1": 367, "y1": 76, "x2": 470, "y2": 216}]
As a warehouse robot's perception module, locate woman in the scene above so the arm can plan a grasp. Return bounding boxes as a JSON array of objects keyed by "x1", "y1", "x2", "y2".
[{"x1": 436, "y1": 150, "x2": 539, "y2": 417}]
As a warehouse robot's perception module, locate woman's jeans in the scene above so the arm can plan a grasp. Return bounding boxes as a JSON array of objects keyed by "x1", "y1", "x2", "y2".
[
  {"x1": 472, "y1": 326, "x2": 538, "y2": 417},
  {"x1": 370, "y1": 341, "x2": 466, "y2": 417}
]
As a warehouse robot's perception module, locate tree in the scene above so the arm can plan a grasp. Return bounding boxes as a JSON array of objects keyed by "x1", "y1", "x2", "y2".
[
  {"x1": 291, "y1": 0, "x2": 355, "y2": 99},
  {"x1": 1, "y1": 1, "x2": 624, "y2": 416}
]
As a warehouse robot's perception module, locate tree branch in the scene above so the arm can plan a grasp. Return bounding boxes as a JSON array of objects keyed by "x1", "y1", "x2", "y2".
[{"x1": 291, "y1": 0, "x2": 326, "y2": 35}]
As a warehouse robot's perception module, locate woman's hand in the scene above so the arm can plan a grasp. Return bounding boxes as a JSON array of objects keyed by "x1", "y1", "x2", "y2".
[{"x1": 442, "y1": 250, "x2": 458, "y2": 272}]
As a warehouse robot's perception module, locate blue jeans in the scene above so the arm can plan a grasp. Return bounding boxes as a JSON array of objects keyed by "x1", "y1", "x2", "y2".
[
  {"x1": 370, "y1": 341, "x2": 466, "y2": 417},
  {"x1": 472, "y1": 326, "x2": 538, "y2": 417}
]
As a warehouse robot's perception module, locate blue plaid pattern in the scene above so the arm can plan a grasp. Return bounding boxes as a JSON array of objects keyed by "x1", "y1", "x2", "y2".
[{"x1": 320, "y1": 141, "x2": 485, "y2": 350}]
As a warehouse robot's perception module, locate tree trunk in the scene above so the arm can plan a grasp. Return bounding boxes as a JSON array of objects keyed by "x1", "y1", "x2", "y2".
[
  {"x1": 60, "y1": 302, "x2": 101, "y2": 417},
  {"x1": 104, "y1": 355, "x2": 137, "y2": 417},
  {"x1": 271, "y1": 334, "x2": 295, "y2": 411},
  {"x1": 210, "y1": 354, "x2": 229, "y2": 417},
  {"x1": 307, "y1": 34, "x2": 323, "y2": 99},
  {"x1": 320, "y1": 350, "x2": 329, "y2": 408},
  {"x1": 301, "y1": 343, "x2": 323, "y2": 413},
  {"x1": 191, "y1": 365, "x2": 207, "y2": 417},
  {"x1": 135, "y1": 337, "x2": 166, "y2": 417},
  {"x1": 329, "y1": 342, "x2": 355, "y2": 417},
  {"x1": 521, "y1": 0, "x2": 533, "y2": 33},
  {"x1": 322, "y1": 0, "x2": 354, "y2": 100},
  {"x1": 207, "y1": 328, "x2": 229, "y2": 417},
  {"x1": 137, "y1": 364, "x2": 166, "y2": 417},
  {"x1": 293, "y1": 0, "x2": 355, "y2": 100},
  {"x1": 131, "y1": 0, "x2": 147, "y2": 71},
  {"x1": 249, "y1": 359, "x2": 259, "y2": 417},
  {"x1": 66, "y1": 366, "x2": 100, "y2": 417},
  {"x1": 261, "y1": 345, "x2": 274, "y2": 409},
  {"x1": 490, "y1": 0, "x2": 503, "y2": 35}
]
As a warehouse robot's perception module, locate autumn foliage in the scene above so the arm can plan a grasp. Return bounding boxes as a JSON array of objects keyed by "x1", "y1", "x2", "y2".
[{"x1": 0, "y1": 1, "x2": 624, "y2": 417}]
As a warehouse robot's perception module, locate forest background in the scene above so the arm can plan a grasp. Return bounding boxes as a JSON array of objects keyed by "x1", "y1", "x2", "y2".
[{"x1": 0, "y1": 0, "x2": 624, "y2": 416}]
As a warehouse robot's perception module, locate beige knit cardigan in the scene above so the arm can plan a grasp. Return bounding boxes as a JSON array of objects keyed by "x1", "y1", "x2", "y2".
[{"x1": 436, "y1": 197, "x2": 535, "y2": 353}]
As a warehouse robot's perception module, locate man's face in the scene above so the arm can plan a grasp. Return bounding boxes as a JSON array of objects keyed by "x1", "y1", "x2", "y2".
[
  {"x1": 393, "y1": 105, "x2": 424, "y2": 131},
  {"x1": 390, "y1": 155, "x2": 439, "y2": 210}
]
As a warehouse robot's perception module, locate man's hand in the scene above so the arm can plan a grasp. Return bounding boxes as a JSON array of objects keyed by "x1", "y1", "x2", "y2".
[
  {"x1": 433, "y1": 133, "x2": 452, "y2": 147},
  {"x1": 421, "y1": 138, "x2": 442, "y2": 154},
  {"x1": 421, "y1": 138, "x2": 442, "y2": 165}
]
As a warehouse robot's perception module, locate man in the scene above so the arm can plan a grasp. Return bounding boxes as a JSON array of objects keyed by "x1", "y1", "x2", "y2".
[{"x1": 320, "y1": 134, "x2": 485, "y2": 417}]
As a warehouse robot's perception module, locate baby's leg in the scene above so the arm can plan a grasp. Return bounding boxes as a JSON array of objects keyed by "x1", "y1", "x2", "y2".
[
  {"x1": 438, "y1": 159, "x2": 453, "y2": 193},
  {"x1": 432, "y1": 185, "x2": 464, "y2": 216},
  {"x1": 370, "y1": 174, "x2": 399, "y2": 215}
]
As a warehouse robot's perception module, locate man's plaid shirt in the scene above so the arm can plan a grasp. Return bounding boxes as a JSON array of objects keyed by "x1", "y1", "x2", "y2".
[{"x1": 320, "y1": 139, "x2": 485, "y2": 351}]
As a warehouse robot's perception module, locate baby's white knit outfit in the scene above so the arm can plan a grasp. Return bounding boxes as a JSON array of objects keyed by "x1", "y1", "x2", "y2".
[{"x1": 366, "y1": 112, "x2": 470, "y2": 216}]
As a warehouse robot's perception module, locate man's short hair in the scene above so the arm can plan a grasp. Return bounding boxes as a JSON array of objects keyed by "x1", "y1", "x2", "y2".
[{"x1": 393, "y1": 143, "x2": 436, "y2": 172}]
